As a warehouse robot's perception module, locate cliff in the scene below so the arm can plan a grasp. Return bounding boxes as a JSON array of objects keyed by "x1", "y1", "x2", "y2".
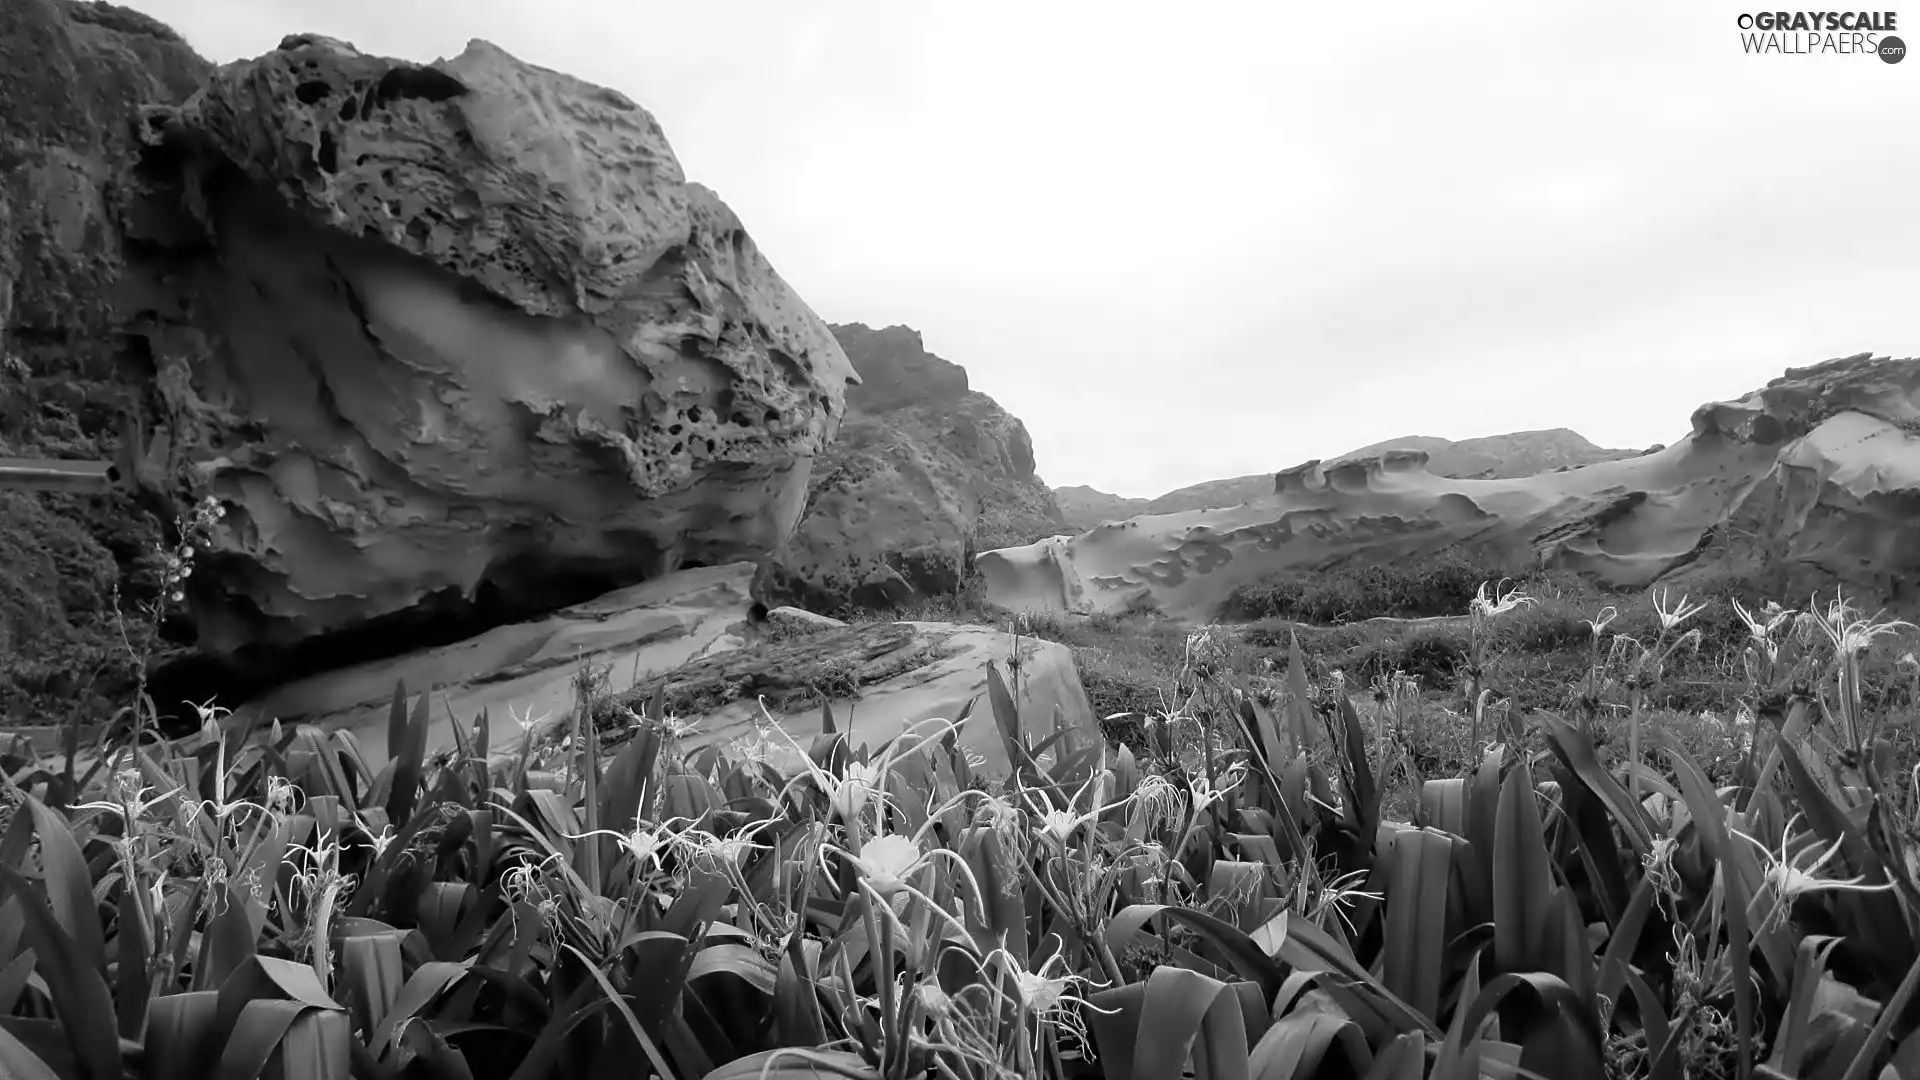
[
  {"x1": 0, "y1": 0, "x2": 211, "y2": 723},
  {"x1": 767, "y1": 323, "x2": 1064, "y2": 609}
]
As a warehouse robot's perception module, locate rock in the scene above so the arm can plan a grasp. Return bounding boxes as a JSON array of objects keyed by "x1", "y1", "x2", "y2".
[
  {"x1": 0, "y1": 0, "x2": 211, "y2": 723},
  {"x1": 983, "y1": 354, "x2": 1920, "y2": 620},
  {"x1": 238, "y1": 562, "x2": 761, "y2": 763},
  {"x1": 118, "y1": 35, "x2": 857, "y2": 665},
  {"x1": 1053, "y1": 431, "x2": 1639, "y2": 532},
  {"x1": 225, "y1": 561, "x2": 1096, "y2": 777},
  {"x1": 767, "y1": 605, "x2": 847, "y2": 632},
  {"x1": 768, "y1": 323, "x2": 1063, "y2": 610},
  {"x1": 603, "y1": 618, "x2": 1097, "y2": 776}
]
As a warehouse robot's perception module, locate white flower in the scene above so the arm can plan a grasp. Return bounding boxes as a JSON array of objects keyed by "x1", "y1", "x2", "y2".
[
  {"x1": 1187, "y1": 767, "x2": 1245, "y2": 817},
  {"x1": 1801, "y1": 589, "x2": 1913, "y2": 657},
  {"x1": 1650, "y1": 588, "x2": 1710, "y2": 631},
  {"x1": 850, "y1": 833, "x2": 925, "y2": 896},
  {"x1": 1584, "y1": 605, "x2": 1620, "y2": 639},
  {"x1": 1736, "y1": 815, "x2": 1896, "y2": 928},
  {"x1": 1470, "y1": 580, "x2": 1535, "y2": 618}
]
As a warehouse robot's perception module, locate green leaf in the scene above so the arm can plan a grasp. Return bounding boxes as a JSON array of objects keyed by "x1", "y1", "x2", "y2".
[
  {"x1": 1491, "y1": 757, "x2": 1553, "y2": 977},
  {"x1": 386, "y1": 685, "x2": 434, "y2": 830},
  {"x1": 22, "y1": 796, "x2": 107, "y2": 979},
  {"x1": 699, "y1": 1048, "x2": 880, "y2": 1080},
  {"x1": 145, "y1": 990, "x2": 221, "y2": 1080},
  {"x1": 0, "y1": 1025, "x2": 61, "y2": 1080},
  {"x1": 1379, "y1": 827, "x2": 1456, "y2": 1022},
  {"x1": 0, "y1": 864, "x2": 121, "y2": 1080},
  {"x1": 1109, "y1": 904, "x2": 1285, "y2": 1001},
  {"x1": 1249, "y1": 998, "x2": 1372, "y2": 1080}
]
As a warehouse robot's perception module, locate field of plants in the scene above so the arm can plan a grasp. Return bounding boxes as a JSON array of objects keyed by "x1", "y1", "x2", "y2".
[{"x1": 4, "y1": 572, "x2": 1920, "y2": 1079}]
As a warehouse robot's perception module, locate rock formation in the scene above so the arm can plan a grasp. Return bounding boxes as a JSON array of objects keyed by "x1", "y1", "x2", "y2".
[
  {"x1": 239, "y1": 561, "x2": 1095, "y2": 777},
  {"x1": 117, "y1": 35, "x2": 857, "y2": 671},
  {"x1": 1055, "y1": 430, "x2": 1638, "y2": 532},
  {"x1": 0, "y1": 0, "x2": 210, "y2": 723},
  {"x1": 983, "y1": 354, "x2": 1920, "y2": 621},
  {"x1": 766, "y1": 323, "x2": 1063, "y2": 610}
]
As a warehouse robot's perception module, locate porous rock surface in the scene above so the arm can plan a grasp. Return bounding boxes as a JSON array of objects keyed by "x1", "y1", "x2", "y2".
[
  {"x1": 0, "y1": 0, "x2": 211, "y2": 723},
  {"x1": 765, "y1": 323, "x2": 1064, "y2": 610},
  {"x1": 983, "y1": 354, "x2": 1920, "y2": 621},
  {"x1": 119, "y1": 34, "x2": 858, "y2": 659}
]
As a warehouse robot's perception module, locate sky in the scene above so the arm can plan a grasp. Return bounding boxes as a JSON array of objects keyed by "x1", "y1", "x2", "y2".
[{"x1": 121, "y1": 1, "x2": 1920, "y2": 498}]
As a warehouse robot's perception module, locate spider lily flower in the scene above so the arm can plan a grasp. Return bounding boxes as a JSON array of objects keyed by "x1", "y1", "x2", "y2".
[
  {"x1": 568, "y1": 817, "x2": 706, "y2": 877},
  {"x1": 759, "y1": 701, "x2": 965, "y2": 824},
  {"x1": 1736, "y1": 816, "x2": 1897, "y2": 910},
  {"x1": 820, "y1": 829, "x2": 988, "y2": 935},
  {"x1": 1801, "y1": 590, "x2": 1914, "y2": 656},
  {"x1": 1021, "y1": 756, "x2": 1131, "y2": 846},
  {"x1": 981, "y1": 939, "x2": 1118, "y2": 1055},
  {"x1": 1187, "y1": 766, "x2": 1245, "y2": 817},
  {"x1": 1732, "y1": 598, "x2": 1795, "y2": 643},
  {"x1": 1469, "y1": 580, "x2": 1535, "y2": 618},
  {"x1": 1128, "y1": 773, "x2": 1185, "y2": 835},
  {"x1": 1650, "y1": 588, "x2": 1710, "y2": 632},
  {"x1": 1583, "y1": 605, "x2": 1620, "y2": 639}
]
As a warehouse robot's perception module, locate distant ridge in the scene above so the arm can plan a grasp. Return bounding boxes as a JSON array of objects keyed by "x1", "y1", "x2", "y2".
[{"x1": 1053, "y1": 428, "x2": 1643, "y2": 531}]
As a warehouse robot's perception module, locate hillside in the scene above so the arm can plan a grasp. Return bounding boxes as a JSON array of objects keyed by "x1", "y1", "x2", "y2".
[
  {"x1": 765, "y1": 323, "x2": 1065, "y2": 610},
  {"x1": 1053, "y1": 428, "x2": 1643, "y2": 531},
  {"x1": 988, "y1": 352, "x2": 1920, "y2": 622}
]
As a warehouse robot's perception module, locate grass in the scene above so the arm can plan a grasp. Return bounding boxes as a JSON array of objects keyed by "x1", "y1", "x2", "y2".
[{"x1": 845, "y1": 552, "x2": 1920, "y2": 826}]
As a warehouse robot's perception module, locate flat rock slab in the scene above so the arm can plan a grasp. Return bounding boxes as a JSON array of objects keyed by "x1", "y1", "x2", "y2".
[
  {"x1": 230, "y1": 561, "x2": 1099, "y2": 778},
  {"x1": 597, "y1": 619, "x2": 1098, "y2": 776},
  {"x1": 241, "y1": 563, "x2": 759, "y2": 763}
]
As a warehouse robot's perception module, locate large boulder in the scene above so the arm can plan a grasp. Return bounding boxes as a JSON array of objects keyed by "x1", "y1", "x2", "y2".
[
  {"x1": 768, "y1": 323, "x2": 1064, "y2": 610},
  {"x1": 117, "y1": 36, "x2": 857, "y2": 667},
  {"x1": 0, "y1": 0, "x2": 211, "y2": 723},
  {"x1": 982, "y1": 354, "x2": 1920, "y2": 620}
]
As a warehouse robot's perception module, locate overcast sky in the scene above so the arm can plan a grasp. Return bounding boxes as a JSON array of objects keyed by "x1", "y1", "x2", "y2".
[{"x1": 123, "y1": 1, "x2": 1920, "y2": 498}]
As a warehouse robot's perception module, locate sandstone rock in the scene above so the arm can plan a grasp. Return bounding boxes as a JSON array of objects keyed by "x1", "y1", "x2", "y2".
[
  {"x1": 603, "y1": 618, "x2": 1096, "y2": 776},
  {"x1": 227, "y1": 561, "x2": 1096, "y2": 777},
  {"x1": 769, "y1": 323, "x2": 1063, "y2": 610},
  {"x1": 118, "y1": 36, "x2": 857, "y2": 664},
  {"x1": 240, "y1": 562, "x2": 760, "y2": 764},
  {"x1": 984, "y1": 354, "x2": 1920, "y2": 620},
  {"x1": 1054, "y1": 430, "x2": 1638, "y2": 532},
  {"x1": 767, "y1": 605, "x2": 847, "y2": 632},
  {"x1": 0, "y1": 0, "x2": 211, "y2": 722}
]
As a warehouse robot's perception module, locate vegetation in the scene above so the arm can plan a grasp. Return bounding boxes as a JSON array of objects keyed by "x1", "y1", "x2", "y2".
[{"x1": 6, "y1": 539, "x2": 1920, "y2": 1077}]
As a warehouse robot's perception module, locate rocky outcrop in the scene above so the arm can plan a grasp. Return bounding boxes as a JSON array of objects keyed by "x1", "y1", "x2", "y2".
[
  {"x1": 984, "y1": 354, "x2": 1920, "y2": 621},
  {"x1": 0, "y1": 0, "x2": 211, "y2": 723},
  {"x1": 117, "y1": 35, "x2": 857, "y2": 669},
  {"x1": 766, "y1": 323, "x2": 1064, "y2": 610},
  {"x1": 233, "y1": 561, "x2": 1095, "y2": 777},
  {"x1": 1053, "y1": 430, "x2": 1639, "y2": 532},
  {"x1": 1696, "y1": 355, "x2": 1920, "y2": 607}
]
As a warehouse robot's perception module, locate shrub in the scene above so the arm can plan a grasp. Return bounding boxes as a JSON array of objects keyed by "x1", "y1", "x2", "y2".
[{"x1": 1225, "y1": 544, "x2": 1537, "y2": 622}]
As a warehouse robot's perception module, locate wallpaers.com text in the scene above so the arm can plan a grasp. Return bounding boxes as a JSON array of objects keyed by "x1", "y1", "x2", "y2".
[{"x1": 1737, "y1": 11, "x2": 1906, "y2": 58}]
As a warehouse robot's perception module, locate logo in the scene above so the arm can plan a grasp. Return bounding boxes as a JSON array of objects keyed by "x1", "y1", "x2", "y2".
[{"x1": 1736, "y1": 10, "x2": 1904, "y2": 58}]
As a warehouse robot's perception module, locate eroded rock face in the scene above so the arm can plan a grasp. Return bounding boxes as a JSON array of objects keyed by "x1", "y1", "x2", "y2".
[
  {"x1": 768, "y1": 323, "x2": 1063, "y2": 610},
  {"x1": 981, "y1": 354, "x2": 1920, "y2": 621},
  {"x1": 119, "y1": 36, "x2": 857, "y2": 660},
  {"x1": 1053, "y1": 430, "x2": 1640, "y2": 533},
  {"x1": 0, "y1": 0, "x2": 210, "y2": 723}
]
